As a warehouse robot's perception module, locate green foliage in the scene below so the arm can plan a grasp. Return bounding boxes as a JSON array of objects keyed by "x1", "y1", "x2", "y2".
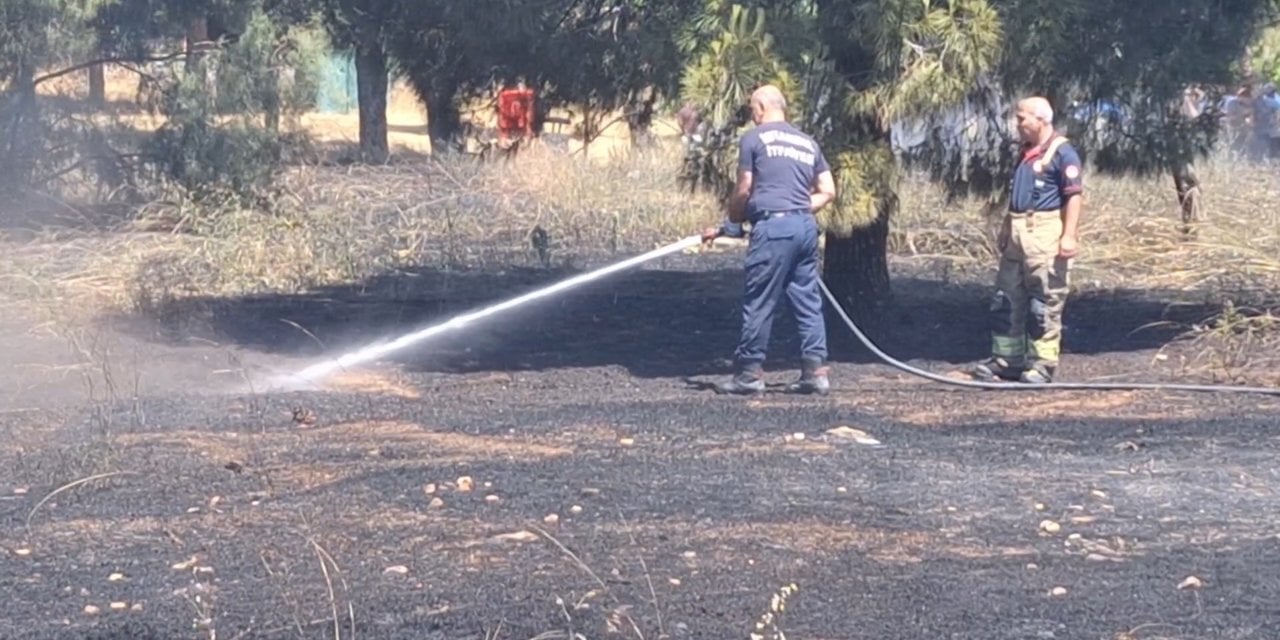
[
  {"x1": 1249, "y1": 24, "x2": 1280, "y2": 85},
  {"x1": 672, "y1": 0, "x2": 1005, "y2": 232},
  {"x1": 6, "y1": 0, "x2": 1278, "y2": 241},
  {"x1": 997, "y1": 0, "x2": 1277, "y2": 180},
  {"x1": 814, "y1": 0, "x2": 1004, "y2": 231},
  {"x1": 146, "y1": 60, "x2": 284, "y2": 206},
  {"x1": 0, "y1": 1, "x2": 57, "y2": 81},
  {"x1": 845, "y1": 0, "x2": 1002, "y2": 125},
  {"x1": 93, "y1": 0, "x2": 262, "y2": 59},
  {"x1": 999, "y1": 1, "x2": 1269, "y2": 103},
  {"x1": 143, "y1": 2, "x2": 330, "y2": 204},
  {"x1": 1, "y1": 0, "x2": 104, "y2": 192},
  {"x1": 319, "y1": 0, "x2": 400, "y2": 44},
  {"x1": 818, "y1": 0, "x2": 1280, "y2": 235},
  {"x1": 677, "y1": 1, "x2": 836, "y2": 122},
  {"x1": 539, "y1": 1, "x2": 703, "y2": 140},
  {"x1": 669, "y1": 0, "x2": 1276, "y2": 244},
  {"x1": 0, "y1": 0, "x2": 326, "y2": 202},
  {"x1": 674, "y1": 2, "x2": 827, "y2": 205},
  {"x1": 823, "y1": 141, "x2": 899, "y2": 232},
  {"x1": 678, "y1": 3, "x2": 799, "y2": 125},
  {"x1": 383, "y1": 1, "x2": 707, "y2": 144},
  {"x1": 1, "y1": 0, "x2": 116, "y2": 80},
  {"x1": 281, "y1": 15, "x2": 331, "y2": 110},
  {"x1": 213, "y1": 7, "x2": 330, "y2": 118},
  {"x1": 214, "y1": 10, "x2": 284, "y2": 113}
]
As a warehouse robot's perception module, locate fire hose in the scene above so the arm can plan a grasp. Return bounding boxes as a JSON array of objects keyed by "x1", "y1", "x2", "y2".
[
  {"x1": 702, "y1": 230, "x2": 1280, "y2": 397},
  {"x1": 815, "y1": 278, "x2": 1280, "y2": 396},
  {"x1": 282, "y1": 233, "x2": 1280, "y2": 396}
]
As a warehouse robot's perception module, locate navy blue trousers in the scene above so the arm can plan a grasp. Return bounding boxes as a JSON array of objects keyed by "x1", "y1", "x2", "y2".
[{"x1": 735, "y1": 212, "x2": 828, "y2": 367}]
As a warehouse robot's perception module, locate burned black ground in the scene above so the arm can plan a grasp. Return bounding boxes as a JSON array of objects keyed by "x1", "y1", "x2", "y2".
[
  {"x1": 115, "y1": 250, "x2": 1223, "y2": 380},
  {"x1": 3, "y1": 251, "x2": 1279, "y2": 640}
]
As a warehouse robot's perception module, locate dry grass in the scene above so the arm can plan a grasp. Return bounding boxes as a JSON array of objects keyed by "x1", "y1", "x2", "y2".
[
  {"x1": 0, "y1": 140, "x2": 717, "y2": 326},
  {"x1": 887, "y1": 391, "x2": 1206, "y2": 425},
  {"x1": 894, "y1": 154, "x2": 1280, "y2": 293}
]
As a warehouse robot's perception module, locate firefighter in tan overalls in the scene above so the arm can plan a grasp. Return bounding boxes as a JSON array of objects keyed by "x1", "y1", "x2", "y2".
[{"x1": 971, "y1": 97, "x2": 1084, "y2": 384}]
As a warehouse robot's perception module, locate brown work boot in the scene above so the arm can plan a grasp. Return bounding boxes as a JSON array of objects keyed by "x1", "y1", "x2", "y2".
[{"x1": 786, "y1": 358, "x2": 830, "y2": 395}]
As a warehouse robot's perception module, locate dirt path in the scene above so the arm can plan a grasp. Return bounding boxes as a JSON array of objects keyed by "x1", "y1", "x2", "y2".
[{"x1": 2, "y1": 256, "x2": 1277, "y2": 640}]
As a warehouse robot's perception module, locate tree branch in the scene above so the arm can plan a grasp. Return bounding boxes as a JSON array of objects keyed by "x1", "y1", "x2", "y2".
[{"x1": 32, "y1": 51, "x2": 192, "y2": 88}]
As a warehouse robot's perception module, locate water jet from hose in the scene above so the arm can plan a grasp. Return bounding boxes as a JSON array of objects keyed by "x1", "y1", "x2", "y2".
[{"x1": 272, "y1": 235, "x2": 704, "y2": 388}]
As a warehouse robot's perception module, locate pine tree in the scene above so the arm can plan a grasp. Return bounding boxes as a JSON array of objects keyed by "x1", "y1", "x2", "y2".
[{"x1": 692, "y1": 0, "x2": 1280, "y2": 330}]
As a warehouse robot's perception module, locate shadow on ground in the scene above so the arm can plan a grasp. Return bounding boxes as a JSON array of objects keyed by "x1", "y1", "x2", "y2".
[{"x1": 111, "y1": 254, "x2": 1220, "y2": 379}]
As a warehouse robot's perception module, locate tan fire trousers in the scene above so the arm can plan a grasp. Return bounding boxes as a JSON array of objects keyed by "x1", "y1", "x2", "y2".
[{"x1": 990, "y1": 210, "x2": 1071, "y2": 367}]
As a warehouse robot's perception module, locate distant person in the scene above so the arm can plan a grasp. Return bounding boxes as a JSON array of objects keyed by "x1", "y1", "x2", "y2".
[
  {"x1": 700, "y1": 85, "x2": 837, "y2": 395},
  {"x1": 1182, "y1": 85, "x2": 1207, "y2": 119},
  {"x1": 677, "y1": 103, "x2": 703, "y2": 145},
  {"x1": 1254, "y1": 83, "x2": 1280, "y2": 160},
  {"x1": 970, "y1": 96, "x2": 1083, "y2": 384},
  {"x1": 1222, "y1": 85, "x2": 1254, "y2": 154}
]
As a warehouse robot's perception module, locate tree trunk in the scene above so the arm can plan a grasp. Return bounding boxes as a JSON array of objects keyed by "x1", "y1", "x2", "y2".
[
  {"x1": 627, "y1": 89, "x2": 657, "y2": 148},
  {"x1": 811, "y1": 0, "x2": 901, "y2": 329},
  {"x1": 186, "y1": 16, "x2": 218, "y2": 105},
  {"x1": 354, "y1": 43, "x2": 389, "y2": 163},
  {"x1": 88, "y1": 63, "x2": 105, "y2": 109},
  {"x1": 186, "y1": 16, "x2": 208, "y2": 69},
  {"x1": 529, "y1": 80, "x2": 546, "y2": 137},
  {"x1": 425, "y1": 85, "x2": 461, "y2": 149},
  {"x1": 264, "y1": 67, "x2": 281, "y2": 134},
  {"x1": 821, "y1": 194, "x2": 895, "y2": 337},
  {"x1": 2, "y1": 65, "x2": 40, "y2": 191},
  {"x1": 580, "y1": 103, "x2": 598, "y2": 156}
]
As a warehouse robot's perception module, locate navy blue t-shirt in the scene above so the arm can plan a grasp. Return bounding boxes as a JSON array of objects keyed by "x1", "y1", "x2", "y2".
[
  {"x1": 1009, "y1": 136, "x2": 1084, "y2": 213},
  {"x1": 737, "y1": 122, "x2": 830, "y2": 221}
]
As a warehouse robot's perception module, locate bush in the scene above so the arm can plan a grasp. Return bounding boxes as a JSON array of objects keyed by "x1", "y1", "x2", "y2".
[{"x1": 142, "y1": 7, "x2": 330, "y2": 207}]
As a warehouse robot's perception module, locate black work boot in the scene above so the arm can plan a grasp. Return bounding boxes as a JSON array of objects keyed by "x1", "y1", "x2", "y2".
[
  {"x1": 970, "y1": 356, "x2": 1023, "y2": 382},
  {"x1": 1019, "y1": 361, "x2": 1056, "y2": 384},
  {"x1": 714, "y1": 362, "x2": 766, "y2": 395},
  {"x1": 786, "y1": 358, "x2": 830, "y2": 395}
]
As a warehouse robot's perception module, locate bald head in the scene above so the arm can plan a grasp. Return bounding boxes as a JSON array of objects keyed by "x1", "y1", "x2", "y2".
[
  {"x1": 1018, "y1": 97, "x2": 1054, "y2": 123},
  {"x1": 752, "y1": 85, "x2": 786, "y2": 110},
  {"x1": 1015, "y1": 96, "x2": 1055, "y2": 144},
  {"x1": 749, "y1": 84, "x2": 787, "y2": 124}
]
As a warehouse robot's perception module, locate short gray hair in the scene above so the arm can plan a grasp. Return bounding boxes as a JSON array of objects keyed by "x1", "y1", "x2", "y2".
[{"x1": 1033, "y1": 102, "x2": 1054, "y2": 123}]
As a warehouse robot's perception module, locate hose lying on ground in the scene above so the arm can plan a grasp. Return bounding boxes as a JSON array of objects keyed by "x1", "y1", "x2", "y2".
[{"x1": 815, "y1": 278, "x2": 1280, "y2": 396}]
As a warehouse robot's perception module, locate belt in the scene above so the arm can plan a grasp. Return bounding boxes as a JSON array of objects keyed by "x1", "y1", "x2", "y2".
[
  {"x1": 1007, "y1": 208, "x2": 1061, "y2": 217},
  {"x1": 750, "y1": 209, "x2": 809, "y2": 224}
]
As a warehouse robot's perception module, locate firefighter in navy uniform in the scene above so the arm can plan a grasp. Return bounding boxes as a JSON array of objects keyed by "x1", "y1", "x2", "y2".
[
  {"x1": 702, "y1": 85, "x2": 838, "y2": 395},
  {"x1": 971, "y1": 96, "x2": 1084, "y2": 384}
]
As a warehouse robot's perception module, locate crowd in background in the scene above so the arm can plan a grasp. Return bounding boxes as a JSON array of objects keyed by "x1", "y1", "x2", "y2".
[
  {"x1": 1220, "y1": 81, "x2": 1280, "y2": 161},
  {"x1": 670, "y1": 81, "x2": 1280, "y2": 167},
  {"x1": 1069, "y1": 82, "x2": 1280, "y2": 162}
]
